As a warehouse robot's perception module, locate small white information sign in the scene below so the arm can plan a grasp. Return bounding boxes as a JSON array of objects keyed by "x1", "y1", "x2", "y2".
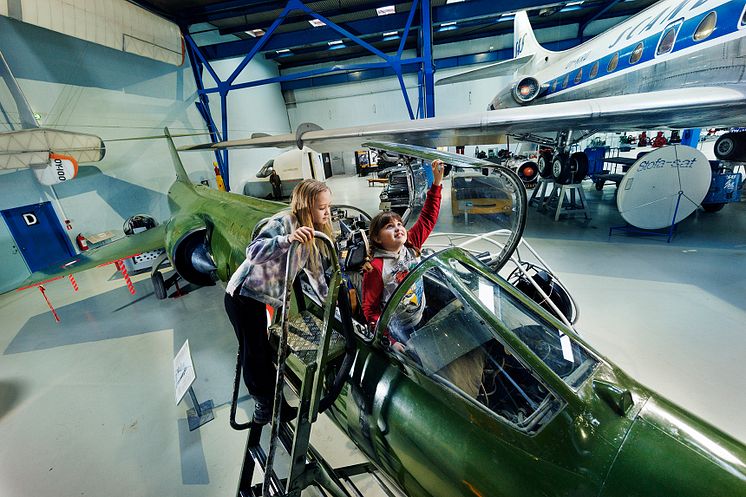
[{"x1": 174, "y1": 340, "x2": 196, "y2": 404}]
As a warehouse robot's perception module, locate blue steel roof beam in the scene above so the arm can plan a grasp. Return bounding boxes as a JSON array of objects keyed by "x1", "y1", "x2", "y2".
[
  {"x1": 292, "y1": 0, "x2": 392, "y2": 62},
  {"x1": 277, "y1": 36, "x2": 583, "y2": 91},
  {"x1": 202, "y1": 12, "x2": 412, "y2": 61},
  {"x1": 225, "y1": 1, "x2": 297, "y2": 85},
  {"x1": 199, "y1": 58, "x2": 424, "y2": 94}
]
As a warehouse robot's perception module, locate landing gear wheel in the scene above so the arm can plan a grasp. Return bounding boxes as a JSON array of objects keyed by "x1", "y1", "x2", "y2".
[
  {"x1": 152, "y1": 270, "x2": 167, "y2": 300},
  {"x1": 517, "y1": 161, "x2": 539, "y2": 184},
  {"x1": 537, "y1": 151, "x2": 554, "y2": 179},
  {"x1": 714, "y1": 133, "x2": 745, "y2": 161},
  {"x1": 569, "y1": 152, "x2": 589, "y2": 184},
  {"x1": 552, "y1": 153, "x2": 571, "y2": 184},
  {"x1": 702, "y1": 202, "x2": 726, "y2": 213},
  {"x1": 595, "y1": 180, "x2": 605, "y2": 191}
]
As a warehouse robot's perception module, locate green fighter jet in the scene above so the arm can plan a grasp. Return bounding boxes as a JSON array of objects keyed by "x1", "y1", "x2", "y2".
[{"x1": 16, "y1": 129, "x2": 746, "y2": 497}]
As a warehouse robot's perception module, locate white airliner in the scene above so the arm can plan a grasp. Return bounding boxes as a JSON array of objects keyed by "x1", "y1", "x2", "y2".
[
  {"x1": 183, "y1": 0, "x2": 746, "y2": 185},
  {"x1": 0, "y1": 50, "x2": 105, "y2": 185}
]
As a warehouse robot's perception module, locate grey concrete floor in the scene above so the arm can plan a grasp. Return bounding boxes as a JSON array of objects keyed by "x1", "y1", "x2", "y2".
[{"x1": 0, "y1": 174, "x2": 744, "y2": 497}]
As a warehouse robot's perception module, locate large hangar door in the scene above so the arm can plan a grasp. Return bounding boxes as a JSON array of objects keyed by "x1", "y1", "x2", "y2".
[{"x1": 1, "y1": 202, "x2": 76, "y2": 273}]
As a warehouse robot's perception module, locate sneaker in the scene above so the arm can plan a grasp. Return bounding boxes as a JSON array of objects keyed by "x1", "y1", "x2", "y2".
[
  {"x1": 252, "y1": 398, "x2": 298, "y2": 425},
  {"x1": 252, "y1": 399, "x2": 273, "y2": 426}
]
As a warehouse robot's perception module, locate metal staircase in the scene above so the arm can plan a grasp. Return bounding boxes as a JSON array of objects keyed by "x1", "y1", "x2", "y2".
[{"x1": 231, "y1": 233, "x2": 401, "y2": 497}]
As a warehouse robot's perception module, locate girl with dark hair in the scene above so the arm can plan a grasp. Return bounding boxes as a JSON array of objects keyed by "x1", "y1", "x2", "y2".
[{"x1": 362, "y1": 160, "x2": 445, "y2": 352}]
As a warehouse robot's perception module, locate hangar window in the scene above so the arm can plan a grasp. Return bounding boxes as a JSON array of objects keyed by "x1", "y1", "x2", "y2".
[
  {"x1": 629, "y1": 42, "x2": 644, "y2": 64},
  {"x1": 657, "y1": 23, "x2": 679, "y2": 55},
  {"x1": 694, "y1": 11, "x2": 717, "y2": 41},
  {"x1": 607, "y1": 52, "x2": 619, "y2": 72},
  {"x1": 589, "y1": 61, "x2": 599, "y2": 79},
  {"x1": 562, "y1": 73, "x2": 569, "y2": 89},
  {"x1": 574, "y1": 68, "x2": 583, "y2": 84}
]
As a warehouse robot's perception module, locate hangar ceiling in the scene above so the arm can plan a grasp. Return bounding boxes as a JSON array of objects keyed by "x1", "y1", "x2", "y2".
[{"x1": 129, "y1": 0, "x2": 659, "y2": 70}]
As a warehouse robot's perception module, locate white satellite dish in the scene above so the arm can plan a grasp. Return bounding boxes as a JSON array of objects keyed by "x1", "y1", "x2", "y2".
[{"x1": 617, "y1": 145, "x2": 711, "y2": 230}]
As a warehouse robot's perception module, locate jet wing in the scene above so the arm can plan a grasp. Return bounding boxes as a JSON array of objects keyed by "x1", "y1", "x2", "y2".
[
  {"x1": 180, "y1": 86, "x2": 746, "y2": 153},
  {"x1": 435, "y1": 54, "x2": 535, "y2": 86},
  {"x1": 14, "y1": 224, "x2": 167, "y2": 292},
  {"x1": 363, "y1": 141, "x2": 496, "y2": 168}
]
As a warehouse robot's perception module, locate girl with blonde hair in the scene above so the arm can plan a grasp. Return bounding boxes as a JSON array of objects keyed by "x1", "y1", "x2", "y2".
[{"x1": 225, "y1": 179, "x2": 332, "y2": 425}]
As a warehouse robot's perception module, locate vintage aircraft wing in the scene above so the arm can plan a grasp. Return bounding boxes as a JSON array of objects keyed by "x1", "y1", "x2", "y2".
[
  {"x1": 0, "y1": 48, "x2": 105, "y2": 182},
  {"x1": 180, "y1": 86, "x2": 746, "y2": 153},
  {"x1": 363, "y1": 140, "x2": 497, "y2": 168},
  {"x1": 0, "y1": 129, "x2": 106, "y2": 169},
  {"x1": 14, "y1": 224, "x2": 167, "y2": 292}
]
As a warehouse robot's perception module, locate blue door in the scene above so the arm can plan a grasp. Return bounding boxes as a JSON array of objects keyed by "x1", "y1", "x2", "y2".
[{"x1": 1, "y1": 202, "x2": 76, "y2": 272}]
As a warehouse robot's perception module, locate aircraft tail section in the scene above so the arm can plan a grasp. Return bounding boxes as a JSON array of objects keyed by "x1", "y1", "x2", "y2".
[
  {"x1": 513, "y1": 11, "x2": 552, "y2": 59},
  {"x1": 435, "y1": 11, "x2": 550, "y2": 86},
  {"x1": 164, "y1": 127, "x2": 194, "y2": 189}
]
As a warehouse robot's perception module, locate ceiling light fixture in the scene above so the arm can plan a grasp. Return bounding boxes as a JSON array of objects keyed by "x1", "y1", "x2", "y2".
[
  {"x1": 308, "y1": 19, "x2": 325, "y2": 27},
  {"x1": 376, "y1": 5, "x2": 395, "y2": 15}
]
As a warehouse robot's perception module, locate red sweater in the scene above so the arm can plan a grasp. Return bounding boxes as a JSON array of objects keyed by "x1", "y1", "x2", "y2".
[{"x1": 362, "y1": 184, "x2": 442, "y2": 326}]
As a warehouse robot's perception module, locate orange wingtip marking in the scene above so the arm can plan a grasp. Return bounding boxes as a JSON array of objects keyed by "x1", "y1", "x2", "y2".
[{"x1": 49, "y1": 152, "x2": 79, "y2": 178}]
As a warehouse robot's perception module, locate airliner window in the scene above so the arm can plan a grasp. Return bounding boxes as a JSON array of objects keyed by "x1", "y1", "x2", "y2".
[
  {"x1": 385, "y1": 266, "x2": 563, "y2": 433},
  {"x1": 629, "y1": 42, "x2": 644, "y2": 64},
  {"x1": 694, "y1": 11, "x2": 716, "y2": 41},
  {"x1": 562, "y1": 74, "x2": 569, "y2": 89},
  {"x1": 574, "y1": 68, "x2": 582, "y2": 84},
  {"x1": 607, "y1": 52, "x2": 619, "y2": 72},
  {"x1": 657, "y1": 25, "x2": 678, "y2": 55},
  {"x1": 589, "y1": 61, "x2": 599, "y2": 79}
]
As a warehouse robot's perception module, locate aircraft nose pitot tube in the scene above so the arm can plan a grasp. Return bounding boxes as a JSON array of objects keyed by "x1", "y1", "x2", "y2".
[{"x1": 511, "y1": 76, "x2": 543, "y2": 105}]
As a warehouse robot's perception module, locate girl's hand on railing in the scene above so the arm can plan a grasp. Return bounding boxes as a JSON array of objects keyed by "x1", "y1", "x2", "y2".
[{"x1": 289, "y1": 226, "x2": 315, "y2": 243}]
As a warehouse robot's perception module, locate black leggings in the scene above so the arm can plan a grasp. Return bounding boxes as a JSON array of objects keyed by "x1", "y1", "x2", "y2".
[{"x1": 224, "y1": 292, "x2": 275, "y2": 403}]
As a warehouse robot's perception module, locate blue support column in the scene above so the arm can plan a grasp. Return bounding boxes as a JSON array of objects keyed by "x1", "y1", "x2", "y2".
[
  {"x1": 184, "y1": 32, "x2": 231, "y2": 190},
  {"x1": 420, "y1": 0, "x2": 435, "y2": 118},
  {"x1": 183, "y1": 0, "x2": 445, "y2": 190}
]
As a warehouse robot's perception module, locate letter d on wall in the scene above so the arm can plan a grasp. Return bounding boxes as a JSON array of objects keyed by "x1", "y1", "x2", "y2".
[{"x1": 22, "y1": 213, "x2": 38, "y2": 226}]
